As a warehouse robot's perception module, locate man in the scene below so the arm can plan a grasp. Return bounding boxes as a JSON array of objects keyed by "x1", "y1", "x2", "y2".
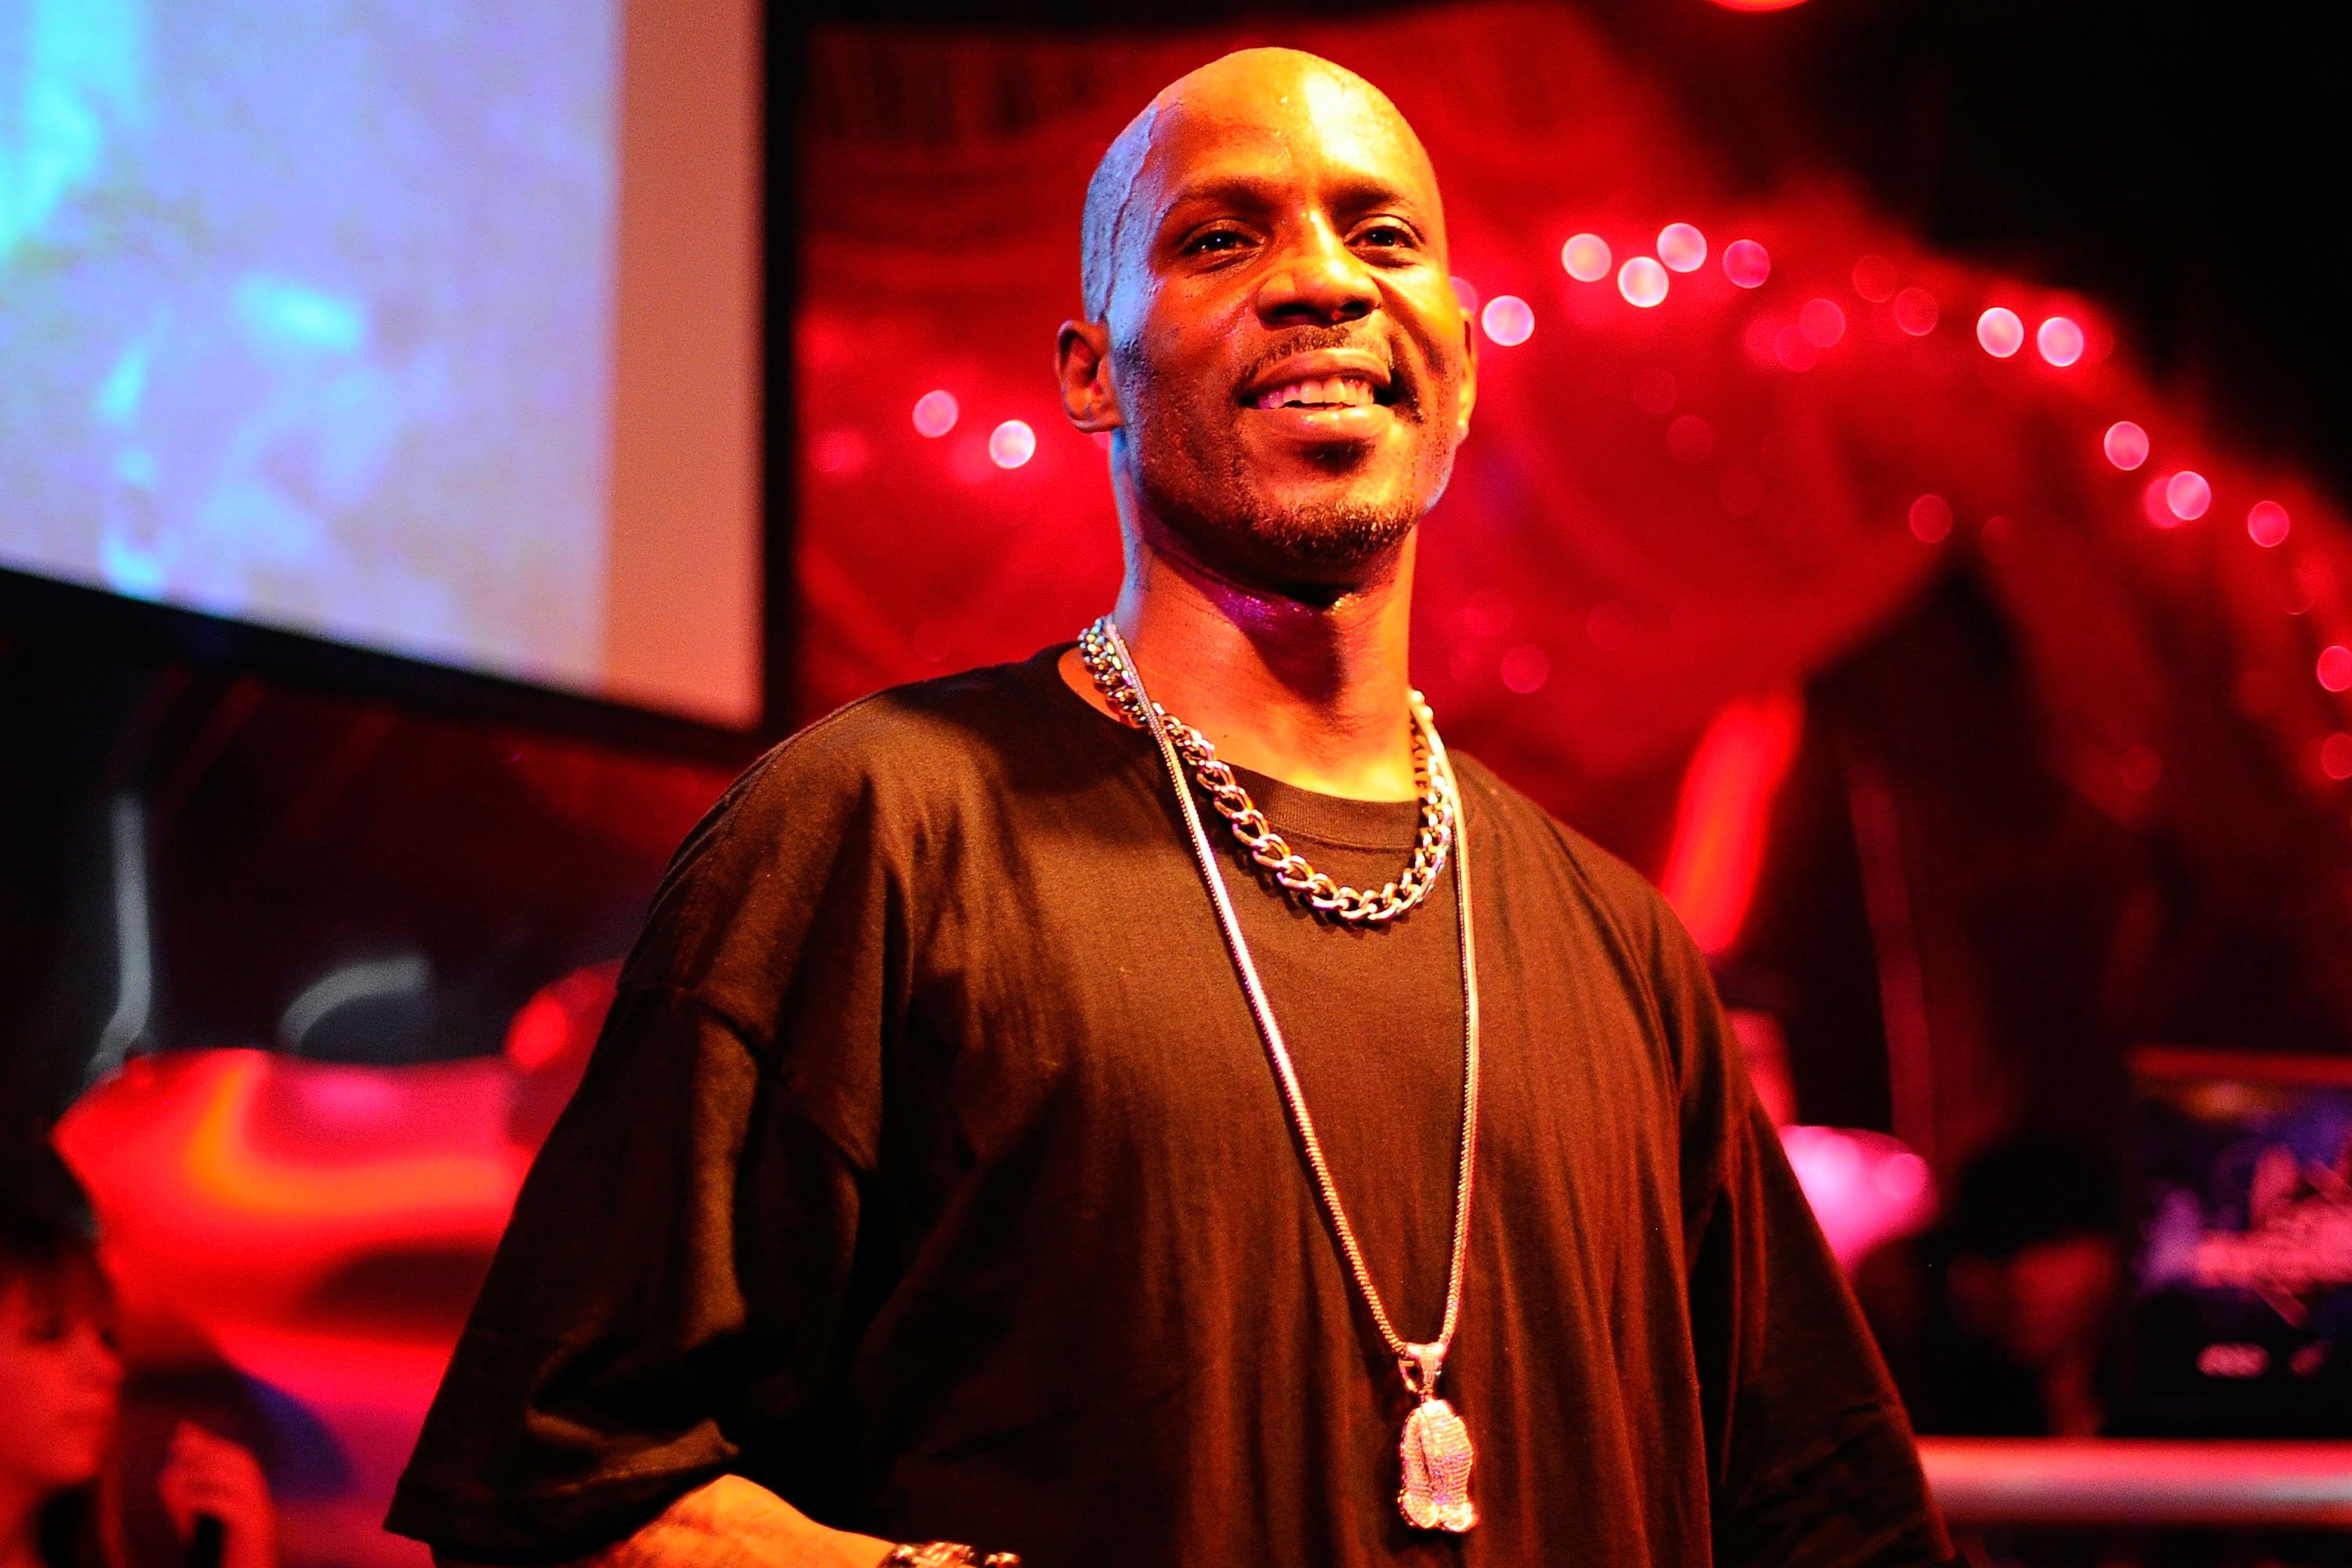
[{"x1": 390, "y1": 48, "x2": 1947, "y2": 1568}]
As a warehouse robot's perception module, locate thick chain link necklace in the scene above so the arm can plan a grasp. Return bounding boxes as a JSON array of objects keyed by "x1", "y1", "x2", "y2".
[
  {"x1": 1080, "y1": 615, "x2": 1483, "y2": 1534},
  {"x1": 1076, "y1": 621, "x2": 1455, "y2": 924}
]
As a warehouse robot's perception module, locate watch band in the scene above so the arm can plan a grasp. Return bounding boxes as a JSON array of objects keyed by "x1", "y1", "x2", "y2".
[{"x1": 880, "y1": 1543, "x2": 1022, "y2": 1568}]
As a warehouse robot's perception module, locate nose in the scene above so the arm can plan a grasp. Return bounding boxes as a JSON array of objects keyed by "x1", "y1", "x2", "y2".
[
  {"x1": 74, "y1": 1323, "x2": 124, "y2": 1392},
  {"x1": 1254, "y1": 216, "x2": 1377, "y2": 328}
]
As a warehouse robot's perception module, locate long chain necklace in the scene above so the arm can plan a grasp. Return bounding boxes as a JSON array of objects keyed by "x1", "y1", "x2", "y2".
[
  {"x1": 1080, "y1": 615, "x2": 1483, "y2": 1534},
  {"x1": 1076, "y1": 622, "x2": 1454, "y2": 924}
]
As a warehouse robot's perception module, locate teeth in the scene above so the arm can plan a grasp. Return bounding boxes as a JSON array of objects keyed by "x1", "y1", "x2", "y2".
[{"x1": 1254, "y1": 374, "x2": 1379, "y2": 410}]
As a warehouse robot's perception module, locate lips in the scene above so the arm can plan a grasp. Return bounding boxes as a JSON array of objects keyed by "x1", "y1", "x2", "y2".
[
  {"x1": 1240, "y1": 349, "x2": 1398, "y2": 416},
  {"x1": 1253, "y1": 374, "x2": 1381, "y2": 411}
]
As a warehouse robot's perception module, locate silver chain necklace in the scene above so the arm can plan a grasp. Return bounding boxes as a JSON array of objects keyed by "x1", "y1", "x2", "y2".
[
  {"x1": 1076, "y1": 622, "x2": 1454, "y2": 925},
  {"x1": 1080, "y1": 615, "x2": 1483, "y2": 1534}
]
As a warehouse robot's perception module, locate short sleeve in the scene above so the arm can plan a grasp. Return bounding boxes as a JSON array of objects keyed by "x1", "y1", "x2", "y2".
[
  {"x1": 387, "y1": 712, "x2": 908, "y2": 1560},
  {"x1": 1644, "y1": 889, "x2": 1952, "y2": 1567}
]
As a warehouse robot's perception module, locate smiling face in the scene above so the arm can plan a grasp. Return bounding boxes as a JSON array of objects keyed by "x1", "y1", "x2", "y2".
[{"x1": 1062, "y1": 52, "x2": 1476, "y2": 594}]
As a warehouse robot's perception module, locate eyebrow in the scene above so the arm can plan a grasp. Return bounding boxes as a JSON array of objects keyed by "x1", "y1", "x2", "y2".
[{"x1": 1153, "y1": 169, "x2": 1434, "y2": 235}]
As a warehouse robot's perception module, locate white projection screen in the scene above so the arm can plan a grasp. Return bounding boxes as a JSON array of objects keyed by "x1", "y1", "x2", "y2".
[{"x1": 0, "y1": 0, "x2": 763, "y2": 728}]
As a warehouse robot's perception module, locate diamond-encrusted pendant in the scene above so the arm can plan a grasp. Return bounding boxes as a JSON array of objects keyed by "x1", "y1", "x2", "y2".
[
  {"x1": 1396, "y1": 1342, "x2": 1475, "y2": 1532},
  {"x1": 1399, "y1": 1395, "x2": 1477, "y2": 1532}
]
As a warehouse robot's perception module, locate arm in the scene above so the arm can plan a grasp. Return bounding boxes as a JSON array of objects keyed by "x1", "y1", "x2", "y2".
[
  {"x1": 431, "y1": 1476, "x2": 894, "y2": 1568},
  {"x1": 391, "y1": 725, "x2": 911, "y2": 1561},
  {"x1": 1639, "y1": 893, "x2": 1951, "y2": 1566}
]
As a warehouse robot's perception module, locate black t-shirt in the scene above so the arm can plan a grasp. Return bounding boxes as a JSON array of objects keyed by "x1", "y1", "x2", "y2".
[{"x1": 387, "y1": 647, "x2": 1947, "y2": 1567}]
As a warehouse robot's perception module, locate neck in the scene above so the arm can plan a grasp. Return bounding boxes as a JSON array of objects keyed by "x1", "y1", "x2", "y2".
[
  {"x1": 0, "y1": 1481, "x2": 42, "y2": 1568},
  {"x1": 1062, "y1": 521, "x2": 1422, "y2": 800}
]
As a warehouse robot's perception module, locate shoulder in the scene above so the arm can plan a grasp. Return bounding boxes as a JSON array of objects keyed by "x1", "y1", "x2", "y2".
[
  {"x1": 685, "y1": 654, "x2": 1065, "y2": 855},
  {"x1": 1450, "y1": 750, "x2": 1685, "y2": 956},
  {"x1": 1450, "y1": 751, "x2": 1719, "y2": 1064}
]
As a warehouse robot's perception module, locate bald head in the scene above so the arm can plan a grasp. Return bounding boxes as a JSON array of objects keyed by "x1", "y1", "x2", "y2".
[
  {"x1": 1080, "y1": 49, "x2": 1443, "y2": 322},
  {"x1": 1054, "y1": 47, "x2": 1472, "y2": 592}
]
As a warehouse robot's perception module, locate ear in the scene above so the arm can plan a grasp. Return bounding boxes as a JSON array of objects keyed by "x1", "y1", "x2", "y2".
[
  {"x1": 1453, "y1": 305, "x2": 1479, "y2": 442},
  {"x1": 1058, "y1": 320, "x2": 1123, "y2": 434}
]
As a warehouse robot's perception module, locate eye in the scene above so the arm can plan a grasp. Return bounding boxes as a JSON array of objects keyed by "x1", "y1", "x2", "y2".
[
  {"x1": 1356, "y1": 220, "x2": 1419, "y2": 249},
  {"x1": 1181, "y1": 227, "x2": 1251, "y2": 256}
]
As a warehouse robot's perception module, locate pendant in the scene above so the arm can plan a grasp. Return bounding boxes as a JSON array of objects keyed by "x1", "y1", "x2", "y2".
[{"x1": 1399, "y1": 1394, "x2": 1477, "y2": 1532}]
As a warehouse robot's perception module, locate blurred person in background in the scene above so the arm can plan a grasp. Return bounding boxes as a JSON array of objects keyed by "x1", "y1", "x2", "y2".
[
  {"x1": 1, "y1": 1145, "x2": 278, "y2": 1568},
  {"x1": 1859, "y1": 1131, "x2": 2125, "y2": 1438}
]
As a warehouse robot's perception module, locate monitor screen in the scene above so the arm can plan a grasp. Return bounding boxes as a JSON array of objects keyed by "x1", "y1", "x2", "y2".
[{"x1": 0, "y1": 0, "x2": 761, "y2": 727}]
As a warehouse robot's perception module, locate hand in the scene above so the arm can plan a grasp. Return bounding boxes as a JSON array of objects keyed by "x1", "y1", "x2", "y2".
[{"x1": 158, "y1": 1421, "x2": 278, "y2": 1568}]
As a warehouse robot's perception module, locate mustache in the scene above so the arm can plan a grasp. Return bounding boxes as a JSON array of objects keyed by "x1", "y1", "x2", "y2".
[{"x1": 1235, "y1": 326, "x2": 1417, "y2": 410}]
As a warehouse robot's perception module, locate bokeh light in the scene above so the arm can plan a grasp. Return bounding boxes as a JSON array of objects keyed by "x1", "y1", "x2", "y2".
[
  {"x1": 912, "y1": 390, "x2": 960, "y2": 437},
  {"x1": 1450, "y1": 276, "x2": 1479, "y2": 315},
  {"x1": 2321, "y1": 646, "x2": 2352, "y2": 693},
  {"x1": 1773, "y1": 325, "x2": 1818, "y2": 372},
  {"x1": 1658, "y1": 223, "x2": 1708, "y2": 273},
  {"x1": 2321, "y1": 733, "x2": 2352, "y2": 782},
  {"x1": 2037, "y1": 316, "x2": 2085, "y2": 367},
  {"x1": 2104, "y1": 420, "x2": 2150, "y2": 470},
  {"x1": 2165, "y1": 470, "x2": 2212, "y2": 521},
  {"x1": 1893, "y1": 287, "x2": 1939, "y2": 336},
  {"x1": 1482, "y1": 294, "x2": 1536, "y2": 345},
  {"x1": 1852, "y1": 255, "x2": 1898, "y2": 303},
  {"x1": 1908, "y1": 494, "x2": 1953, "y2": 543},
  {"x1": 2143, "y1": 476, "x2": 2180, "y2": 528},
  {"x1": 1976, "y1": 307, "x2": 2025, "y2": 358},
  {"x1": 1500, "y1": 644, "x2": 1552, "y2": 694},
  {"x1": 1561, "y1": 233, "x2": 1613, "y2": 282},
  {"x1": 1667, "y1": 414, "x2": 1714, "y2": 464},
  {"x1": 988, "y1": 419, "x2": 1036, "y2": 469},
  {"x1": 1722, "y1": 239, "x2": 1771, "y2": 289},
  {"x1": 1799, "y1": 298, "x2": 1847, "y2": 348},
  {"x1": 2248, "y1": 500, "x2": 2291, "y2": 547},
  {"x1": 1618, "y1": 256, "x2": 1669, "y2": 308}
]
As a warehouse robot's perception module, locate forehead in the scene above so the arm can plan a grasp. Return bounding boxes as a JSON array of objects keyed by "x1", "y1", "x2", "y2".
[{"x1": 1134, "y1": 69, "x2": 1441, "y2": 222}]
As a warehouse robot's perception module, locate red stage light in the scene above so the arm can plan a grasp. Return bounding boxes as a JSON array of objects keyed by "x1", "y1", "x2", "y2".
[
  {"x1": 809, "y1": 429, "x2": 870, "y2": 476},
  {"x1": 1893, "y1": 287, "x2": 1939, "y2": 336},
  {"x1": 2120, "y1": 745, "x2": 2163, "y2": 793},
  {"x1": 1852, "y1": 255, "x2": 1898, "y2": 303},
  {"x1": 2143, "y1": 475, "x2": 2180, "y2": 528},
  {"x1": 1631, "y1": 366, "x2": 1679, "y2": 416},
  {"x1": 2165, "y1": 470, "x2": 2212, "y2": 521},
  {"x1": 912, "y1": 390, "x2": 959, "y2": 437},
  {"x1": 2248, "y1": 499, "x2": 2292, "y2": 547},
  {"x1": 1658, "y1": 689, "x2": 1805, "y2": 954},
  {"x1": 2321, "y1": 646, "x2": 2352, "y2": 693},
  {"x1": 1450, "y1": 275, "x2": 1479, "y2": 314},
  {"x1": 1908, "y1": 494, "x2": 1953, "y2": 543},
  {"x1": 1708, "y1": 0, "x2": 1809, "y2": 10},
  {"x1": 1668, "y1": 414, "x2": 1714, "y2": 464},
  {"x1": 1500, "y1": 644, "x2": 1552, "y2": 694},
  {"x1": 2037, "y1": 316, "x2": 2085, "y2": 367},
  {"x1": 2321, "y1": 733, "x2": 2352, "y2": 782},
  {"x1": 1976, "y1": 307, "x2": 2025, "y2": 358},
  {"x1": 1658, "y1": 223, "x2": 1708, "y2": 273},
  {"x1": 1482, "y1": 293, "x2": 1536, "y2": 344},
  {"x1": 1618, "y1": 256, "x2": 1669, "y2": 308},
  {"x1": 1562, "y1": 232, "x2": 1612, "y2": 282},
  {"x1": 1773, "y1": 325, "x2": 1818, "y2": 372},
  {"x1": 989, "y1": 419, "x2": 1036, "y2": 468},
  {"x1": 1722, "y1": 239, "x2": 1771, "y2": 289},
  {"x1": 1800, "y1": 298, "x2": 1847, "y2": 347},
  {"x1": 2104, "y1": 420, "x2": 2150, "y2": 470}
]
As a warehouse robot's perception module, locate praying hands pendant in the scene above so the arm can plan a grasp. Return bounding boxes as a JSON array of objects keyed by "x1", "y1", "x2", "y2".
[{"x1": 1397, "y1": 1344, "x2": 1477, "y2": 1532}]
